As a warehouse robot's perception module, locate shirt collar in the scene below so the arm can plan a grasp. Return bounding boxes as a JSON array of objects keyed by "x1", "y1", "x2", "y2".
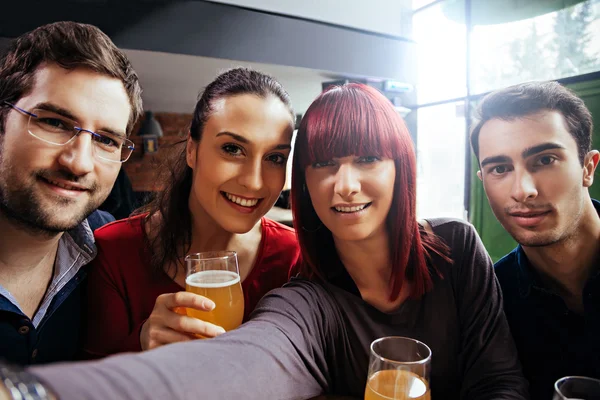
[
  {"x1": 63, "y1": 218, "x2": 97, "y2": 260},
  {"x1": 0, "y1": 218, "x2": 97, "y2": 324},
  {"x1": 515, "y1": 198, "x2": 600, "y2": 298}
]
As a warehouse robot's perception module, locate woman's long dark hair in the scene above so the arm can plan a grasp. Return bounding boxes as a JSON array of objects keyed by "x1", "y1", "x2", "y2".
[{"x1": 139, "y1": 67, "x2": 294, "y2": 276}]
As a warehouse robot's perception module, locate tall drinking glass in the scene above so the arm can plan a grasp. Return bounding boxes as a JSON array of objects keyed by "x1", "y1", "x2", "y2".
[
  {"x1": 185, "y1": 251, "x2": 244, "y2": 332},
  {"x1": 553, "y1": 376, "x2": 600, "y2": 400},
  {"x1": 365, "y1": 336, "x2": 432, "y2": 400}
]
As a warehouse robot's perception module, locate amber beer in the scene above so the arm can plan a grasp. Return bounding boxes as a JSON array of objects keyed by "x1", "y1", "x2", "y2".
[
  {"x1": 185, "y1": 270, "x2": 244, "y2": 331},
  {"x1": 365, "y1": 370, "x2": 430, "y2": 400},
  {"x1": 366, "y1": 337, "x2": 432, "y2": 400}
]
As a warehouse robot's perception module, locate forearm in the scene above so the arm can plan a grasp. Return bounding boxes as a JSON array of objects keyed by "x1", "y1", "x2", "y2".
[{"x1": 32, "y1": 320, "x2": 325, "y2": 400}]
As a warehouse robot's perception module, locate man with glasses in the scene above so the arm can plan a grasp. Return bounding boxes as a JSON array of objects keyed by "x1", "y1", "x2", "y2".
[{"x1": 0, "y1": 21, "x2": 143, "y2": 369}]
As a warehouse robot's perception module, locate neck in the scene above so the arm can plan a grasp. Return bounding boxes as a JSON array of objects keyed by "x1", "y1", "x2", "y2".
[
  {"x1": 523, "y1": 200, "x2": 600, "y2": 312},
  {"x1": 187, "y1": 205, "x2": 260, "y2": 253},
  {"x1": 335, "y1": 227, "x2": 392, "y2": 294},
  {"x1": 0, "y1": 211, "x2": 62, "y2": 277}
]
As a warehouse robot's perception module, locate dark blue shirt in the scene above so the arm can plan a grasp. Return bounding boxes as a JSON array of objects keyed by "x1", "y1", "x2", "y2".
[
  {"x1": 495, "y1": 199, "x2": 600, "y2": 400},
  {"x1": 0, "y1": 210, "x2": 114, "y2": 365}
]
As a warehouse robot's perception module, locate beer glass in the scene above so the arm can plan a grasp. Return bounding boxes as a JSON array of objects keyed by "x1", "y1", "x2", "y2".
[
  {"x1": 185, "y1": 251, "x2": 244, "y2": 332},
  {"x1": 553, "y1": 376, "x2": 600, "y2": 400},
  {"x1": 365, "y1": 336, "x2": 431, "y2": 400}
]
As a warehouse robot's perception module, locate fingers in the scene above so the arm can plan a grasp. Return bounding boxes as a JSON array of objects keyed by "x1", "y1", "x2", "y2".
[
  {"x1": 157, "y1": 292, "x2": 215, "y2": 312},
  {"x1": 145, "y1": 327, "x2": 196, "y2": 350},
  {"x1": 164, "y1": 312, "x2": 226, "y2": 338},
  {"x1": 172, "y1": 306, "x2": 187, "y2": 316},
  {"x1": 141, "y1": 292, "x2": 226, "y2": 350}
]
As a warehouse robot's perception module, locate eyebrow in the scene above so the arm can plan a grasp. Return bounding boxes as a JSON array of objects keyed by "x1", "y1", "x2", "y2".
[
  {"x1": 480, "y1": 155, "x2": 512, "y2": 168},
  {"x1": 480, "y1": 142, "x2": 567, "y2": 168},
  {"x1": 521, "y1": 142, "x2": 565, "y2": 158},
  {"x1": 33, "y1": 102, "x2": 127, "y2": 138},
  {"x1": 216, "y1": 131, "x2": 291, "y2": 150}
]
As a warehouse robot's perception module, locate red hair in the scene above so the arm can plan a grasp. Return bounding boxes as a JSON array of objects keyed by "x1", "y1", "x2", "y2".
[{"x1": 291, "y1": 84, "x2": 449, "y2": 300}]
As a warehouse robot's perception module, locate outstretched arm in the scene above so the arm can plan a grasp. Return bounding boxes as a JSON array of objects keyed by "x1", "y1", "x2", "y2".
[{"x1": 33, "y1": 281, "x2": 332, "y2": 400}]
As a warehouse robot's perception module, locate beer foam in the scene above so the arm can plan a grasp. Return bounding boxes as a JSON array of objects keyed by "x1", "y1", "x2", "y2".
[{"x1": 186, "y1": 270, "x2": 241, "y2": 288}]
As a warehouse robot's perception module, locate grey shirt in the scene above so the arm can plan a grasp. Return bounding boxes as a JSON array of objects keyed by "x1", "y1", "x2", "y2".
[{"x1": 32, "y1": 218, "x2": 528, "y2": 399}]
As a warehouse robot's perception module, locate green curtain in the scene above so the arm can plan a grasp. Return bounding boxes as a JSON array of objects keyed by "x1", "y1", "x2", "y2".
[{"x1": 469, "y1": 78, "x2": 600, "y2": 262}]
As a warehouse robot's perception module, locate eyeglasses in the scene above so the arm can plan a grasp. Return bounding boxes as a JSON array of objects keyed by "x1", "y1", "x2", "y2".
[{"x1": 3, "y1": 102, "x2": 135, "y2": 163}]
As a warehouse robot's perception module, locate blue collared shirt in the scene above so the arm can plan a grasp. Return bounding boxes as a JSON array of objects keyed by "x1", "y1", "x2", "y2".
[
  {"x1": 0, "y1": 210, "x2": 114, "y2": 365},
  {"x1": 495, "y1": 199, "x2": 600, "y2": 400}
]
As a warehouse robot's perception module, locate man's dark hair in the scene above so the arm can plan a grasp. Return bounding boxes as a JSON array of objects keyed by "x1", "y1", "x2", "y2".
[
  {"x1": 470, "y1": 81, "x2": 593, "y2": 165},
  {"x1": 0, "y1": 21, "x2": 143, "y2": 134}
]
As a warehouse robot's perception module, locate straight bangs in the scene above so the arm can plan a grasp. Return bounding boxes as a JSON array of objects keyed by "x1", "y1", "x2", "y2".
[
  {"x1": 296, "y1": 85, "x2": 404, "y2": 169},
  {"x1": 292, "y1": 83, "x2": 449, "y2": 299}
]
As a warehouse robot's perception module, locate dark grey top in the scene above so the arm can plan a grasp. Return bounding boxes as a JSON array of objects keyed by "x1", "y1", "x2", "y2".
[{"x1": 32, "y1": 218, "x2": 528, "y2": 399}]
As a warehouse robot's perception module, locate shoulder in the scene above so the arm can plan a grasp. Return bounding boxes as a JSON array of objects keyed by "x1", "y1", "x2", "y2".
[
  {"x1": 422, "y1": 217, "x2": 479, "y2": 249},
  {"x1": 262, "y1": 218, "x2": 297, "y2": 237},
  {"x1": 423, "y1": 218, "x2": 493, "y2": 280},
  {"x1": 493, "y1": 248, "x2": 520, "y2": 286},
  {"x1": 87, "y1": 210, "x2": 115, "y2": 232},
  {"x1": 94, "y1": 214, "x2": 147, "y2": 247},
  {"x1": 258, "y1": 277, "x2": 333, "y2": 315},
  {"x1": 250, "y1": 277, "x2": 337, "y2": 347},
  {"x1": 89, "y1": 214, "x2": 148, "y2": 279},
  {"x1": 261, "y1": 218, "x2": 300, "y2": 255}
]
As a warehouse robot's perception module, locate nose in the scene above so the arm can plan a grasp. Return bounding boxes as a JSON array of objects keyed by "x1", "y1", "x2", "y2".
[
  {"x1": 57, "y1": 132, "x2": 95, "y2": 176},
  {"x1": 238, "y1": 158, "x2": 263, "y2": 192},
  {"x1": 511, "y1": 170, "x2": 538, "y2": 202},
  {"x1": 334, "y1": 163, "x2": 360, "y2": 199}
]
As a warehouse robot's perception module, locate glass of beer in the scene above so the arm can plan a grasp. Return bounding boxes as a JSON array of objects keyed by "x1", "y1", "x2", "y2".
[
  {"x1": 365, "y1": 336, "x2": 431, "y2": 400},
  {"x1": 185, "y1": 251, "x2": 244, "y2": 332},
  {"x1": 553, "y1": 376, "x2": 600, "y2": 400}
]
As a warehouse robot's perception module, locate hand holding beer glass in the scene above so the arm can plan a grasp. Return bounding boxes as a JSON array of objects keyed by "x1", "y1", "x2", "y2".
[
  {"x1": 365, "y1": 336, "x2": 431, "y2": 400},
  {"x1": 185, "y1": 251, "x2": 244, "y2": 333}
]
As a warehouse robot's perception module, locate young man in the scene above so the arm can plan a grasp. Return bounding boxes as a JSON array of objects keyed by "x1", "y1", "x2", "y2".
[
  {"x1": 0, "y1": 21, "x2": 143, "y2": 366},
  {"x1": 471, "y1": 81, "x2": 600, "y2": 399}
]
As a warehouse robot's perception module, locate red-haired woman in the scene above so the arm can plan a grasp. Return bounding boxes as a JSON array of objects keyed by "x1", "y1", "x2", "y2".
[{"x1": 27, "y1": 84, "x2": 528, "y2": 400}]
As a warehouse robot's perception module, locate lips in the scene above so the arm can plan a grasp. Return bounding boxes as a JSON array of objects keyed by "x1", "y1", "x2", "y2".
[
  {"x1": 332, "y1": 202, "x2": 371, "y2": 213},
  {"x1": 45, "y1": 178, "x2": 88, "y2": 191},
  {"x1": 222, "y1": 191, "x2": 262, "y2": 209},
  {"x1": 508, "y1": 210, "x2": 551, "y2": 227}
]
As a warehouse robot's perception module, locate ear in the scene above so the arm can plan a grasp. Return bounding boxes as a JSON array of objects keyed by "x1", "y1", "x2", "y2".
[
  {"x1": 186, "y1": 132, "x2": 198, "y2": 169},
  {"x1": 477, "y1": 170, "x2": 483, "y2": 181},
  {"x1": 582, "y1": 150, "x2": 599, "y2": 188}
]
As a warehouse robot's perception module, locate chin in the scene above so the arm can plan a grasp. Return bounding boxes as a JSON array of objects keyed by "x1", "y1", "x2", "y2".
[
  {"x1": 220, "y1": 219, "x2": 260, "y2": 235},
  {"x1": 514, "y1": 234, "x2": 561, "y2": 247},
  {"x1": 331, "y1": 230, "x2": 372, "y2": 242}
]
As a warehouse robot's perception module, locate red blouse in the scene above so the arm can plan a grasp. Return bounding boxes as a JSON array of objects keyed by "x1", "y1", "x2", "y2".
[{"x1": 82, "y1": 214, "x2": 300, "y2": 357}]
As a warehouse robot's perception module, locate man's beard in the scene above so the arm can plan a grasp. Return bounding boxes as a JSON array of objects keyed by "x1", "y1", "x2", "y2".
[
  {"x1": 512, "y1": 231, "x2": 563, "y2": 248},
  {"x1": 0, "y1": 169, "x2": 99, "y2": 236}
]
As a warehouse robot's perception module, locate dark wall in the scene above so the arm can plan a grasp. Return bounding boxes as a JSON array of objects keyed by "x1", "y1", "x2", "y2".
[{"x1": 0, "y1": 1, "x2": 415, "y2": 82}]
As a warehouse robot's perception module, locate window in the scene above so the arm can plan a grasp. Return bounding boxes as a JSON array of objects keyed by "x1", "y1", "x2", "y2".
[
  {"x1": 415, "y1": 101, "x2": 466, "y2": 219},
  {"x1": 470, "y1": 0, "x2": 600, "y2": 94}
]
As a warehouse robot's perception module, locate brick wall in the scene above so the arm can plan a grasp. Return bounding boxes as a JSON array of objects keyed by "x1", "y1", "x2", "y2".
[{"x1": 124, "y1": 112, "x2": 192, "y2": 192}]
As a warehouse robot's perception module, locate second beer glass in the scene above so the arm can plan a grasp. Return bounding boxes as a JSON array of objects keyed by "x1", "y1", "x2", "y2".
[
  {"x1": 365, "y1": 336, "x2": 432, "y2": 400},
  {"x1": 185, "y1": 251, "x2": 244, "y2": 333}
]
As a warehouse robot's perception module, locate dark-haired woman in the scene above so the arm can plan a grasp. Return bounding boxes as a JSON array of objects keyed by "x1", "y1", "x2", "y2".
[{"x1": 81, "y1": 68, "x2": 300, "y2": 356}]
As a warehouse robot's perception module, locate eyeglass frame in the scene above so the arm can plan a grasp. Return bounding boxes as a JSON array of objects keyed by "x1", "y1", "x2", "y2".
[{"x1": 2, "y1": 101, "x2": 135, "y2": 163}]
